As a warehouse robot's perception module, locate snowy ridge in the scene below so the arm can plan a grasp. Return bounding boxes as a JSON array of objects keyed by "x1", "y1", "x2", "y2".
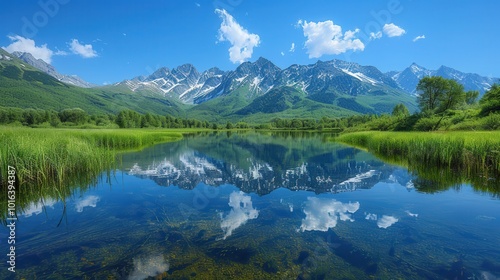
[{"x1": 390, "y1": 63, "x2": 497, "y2": 96}]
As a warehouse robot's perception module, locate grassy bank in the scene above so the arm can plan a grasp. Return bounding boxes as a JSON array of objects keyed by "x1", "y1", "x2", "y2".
[
  {"x1": 0, "y1": 127, "x2": 184, "y2": 187},
  {"x1": 0, "y1": 127, "x2": 185, "y2": 220},
  {"x1": 335, "y1": 131, "x2": 500, "y2": 193}
]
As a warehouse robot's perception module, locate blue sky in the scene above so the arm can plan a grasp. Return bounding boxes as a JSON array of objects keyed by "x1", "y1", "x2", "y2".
[{"x1": 1, "y1": 0, "x2": 499, "y2": 85}]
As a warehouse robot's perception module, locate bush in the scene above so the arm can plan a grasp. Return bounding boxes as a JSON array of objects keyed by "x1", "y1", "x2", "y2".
[
  {"x1": 482, "y1": 113, "x2": 500, "y2": 130},
  {"x1": 414, "y1": 117, "x2": 440, "y2": 131}
]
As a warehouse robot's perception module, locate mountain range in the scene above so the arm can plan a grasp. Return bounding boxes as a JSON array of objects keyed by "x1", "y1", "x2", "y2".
[
  {"x1": 387, "y1": 63, "x2": 497, "y2": 95},
  {"x1": 2, "y1": 48, "x2": 498, "y2": 122}
]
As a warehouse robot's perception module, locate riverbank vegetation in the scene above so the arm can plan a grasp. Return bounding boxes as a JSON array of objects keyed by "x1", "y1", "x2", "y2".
[
  {"x1": 0, "y1": 127, "x2": 185, "y2": 220},
  {"x1": 336, "y1": 131, "x2": 500, "y2": 195}
]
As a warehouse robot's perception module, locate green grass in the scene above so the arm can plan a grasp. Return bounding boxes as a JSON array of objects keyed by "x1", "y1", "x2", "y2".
[
  {"x1": 0, "y1": 127, "x2": 184, "y2": 221},
  {"x1": 335, "y1": 131, "x2": 500, "y2": 194},
  {"x1": 0, "y1": 127, "x2": 184, "y2": 185}
]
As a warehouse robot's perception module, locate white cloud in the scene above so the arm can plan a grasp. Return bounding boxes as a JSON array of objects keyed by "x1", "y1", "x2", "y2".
[
  {"x1": 413, "y1": 35, "x2": 426, "y2": 42},
  {"x1": 215, "y1": 9, "x2": 260, "y2": 64},
  {"x1": 75, "y1": 195, "x2": 100, "y2": 212},
  {"x1": 54, "y1": 49, "x2": 68, "y2": 56},
  {"x1": 369, "y1": 31, "x2": 382, "y2": 40},
  {"x1": 298, "y1": 20, "x2": 364, "y2": 58},
  {"x1": 377, "y1": 215, "x2": 398, "y2": 229},
  {"x1": 3, "y1": 35, "x2": 54, "y2": 63},
  {"x1": 69, "y1": 39, "x2": 98, "y2": 58},
  {"x1": 299, "y1": 197, "x2": 359, "y2": 232},
  {"x1": 289, "y1": 42, "x2": 295, "y2": 52},
  {"x1": 195, "y1": 2, "x2": 201, "y2": 7},
  {"x1": 281, "y1": 51, "x2": 285, "y2": 56},
  {"x1": 22, "y1": 198, "x2": 57, "y2": 217},
  {"x1": 365, "y1": 213, "x2": 377, "y2": 221},
  {"x1": 383, "y1": 23, "x2": 406, "y2": 37},
  {"x1": 220, "y1": 191, "x2": 259, "y2": 239},
  {"x1": 128, "y1": 254, "x2": 169, "y2": 280}
]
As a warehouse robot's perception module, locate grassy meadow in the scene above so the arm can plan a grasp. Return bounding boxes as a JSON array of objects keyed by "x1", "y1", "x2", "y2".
[{"x1": 335, "y1": 131, "x2": 500, "y2": 194}]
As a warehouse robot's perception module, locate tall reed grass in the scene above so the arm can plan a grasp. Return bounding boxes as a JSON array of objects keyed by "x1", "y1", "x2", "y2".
[
  {"x1": 335, "y1": 131, "x2": 500, "y2": 195},
  {"x1": 0, "y1": 127, "x2": 183, "y2": 221}
]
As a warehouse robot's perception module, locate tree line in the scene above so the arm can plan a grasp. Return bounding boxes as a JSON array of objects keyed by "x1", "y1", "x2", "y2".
[{"x1": 0, "y1": 107, "x2": 208, "y2": 129}]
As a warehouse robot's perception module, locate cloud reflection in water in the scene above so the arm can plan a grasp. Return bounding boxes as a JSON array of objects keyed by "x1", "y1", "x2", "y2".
[
  {"x1": 220, "y1": 191, "x2": 259, "y2": 240},
  {"x1": 75, "y1": 195, "x2": 100, "y2": 212},
  {"x1": 22, "y1": 198, "x2": 57, "y2": 217},
  {"x1": 299, "y1": 197, "x2": 360, "y2": 232},
  {"x1": 377, "y1": 215, "x2": 399, "y2": 229},
  {"x1": 128, "y1": 254, "x2": 169, "y2": 280}
]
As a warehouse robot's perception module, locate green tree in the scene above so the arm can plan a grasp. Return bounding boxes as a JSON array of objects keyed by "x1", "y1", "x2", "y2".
[
  {"x1": 416, "y1": 76, "x2": 465, "y2": 113},
  {"x1": 59, "y1": 108, "x2": 88, "y2": 124},
  {"x1": 417, "y1": 76, "x2": 447, "y2": 112},
  {"x1": 116, "y1": 110, "x2": 141, "y2": 128},
  {"x1": 437, "y1": 79, "x2": 465, "y2": 113},
  {"x1": 480, "y1": 84, "x2": 500, "y2": 116},
  {"x1": 391, "y1": 103, "x2": 410, "y2": 118},
  {"x1": 465, "y1": 90, "x2": 479, "y2": 105}
]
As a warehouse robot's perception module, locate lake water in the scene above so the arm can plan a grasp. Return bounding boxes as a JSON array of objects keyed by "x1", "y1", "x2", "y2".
[{"x1": 2, "y1": 132, "x2": 500, "y2": 279}]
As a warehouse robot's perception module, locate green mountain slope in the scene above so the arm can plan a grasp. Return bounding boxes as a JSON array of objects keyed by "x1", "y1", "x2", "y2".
[
  {"x1": 0, "y1": 49, "x2": 183, "y2": 116},
  {"x1": 187, "y1": 85, "x2": 416, "y2": 123}
]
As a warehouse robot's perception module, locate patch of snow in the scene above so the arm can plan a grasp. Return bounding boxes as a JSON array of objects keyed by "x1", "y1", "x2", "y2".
[
  {"x1": 340, "y1": 69, "x2": 379, "y2": 85},
  {"x1": 250, "y1": 76, "x2": 262, "y2": 89},
  {"x1": 410, "y1": 64, "x2": 422, "y2": 73},
  {"x1": 234, "y1": 75, "x2": 248, "y2": 83}
]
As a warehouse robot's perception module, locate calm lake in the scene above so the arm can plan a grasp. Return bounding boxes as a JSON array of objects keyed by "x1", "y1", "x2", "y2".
[{"x1": 2, "y1": 131, "x2": 500, "y2": 279}]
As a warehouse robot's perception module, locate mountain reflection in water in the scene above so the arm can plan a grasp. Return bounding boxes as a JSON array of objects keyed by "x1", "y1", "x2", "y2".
[{"x1": 124, "y1": 132, "x2": 410, "y2": 195}]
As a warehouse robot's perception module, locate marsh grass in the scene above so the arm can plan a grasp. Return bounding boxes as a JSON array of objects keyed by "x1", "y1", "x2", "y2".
[
  {"x1": 335, "y1": 131, "x2": 500, "y2": 195},
  {"x1": 0, "y1": 127, "x2": 183, "y2": 221}
]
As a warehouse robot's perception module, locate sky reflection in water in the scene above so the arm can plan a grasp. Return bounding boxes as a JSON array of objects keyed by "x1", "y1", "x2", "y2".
[{"x1": 5, "y1": 132, "x2": 500, "y2": 279}]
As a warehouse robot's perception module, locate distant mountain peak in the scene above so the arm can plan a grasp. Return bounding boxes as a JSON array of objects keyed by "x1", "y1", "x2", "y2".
[
  {"x1": 9, "y1": 51, "x2": 95, "y2": 88},
  {"x1": 255, "y1": 56, "x2": 272, "y2": 64},
  {"x1": 391, "y1": 63, "x2": 497, "y2": 95},
  {"x1": 409, "y1": 63, "x2": 426, "y2": 73}
]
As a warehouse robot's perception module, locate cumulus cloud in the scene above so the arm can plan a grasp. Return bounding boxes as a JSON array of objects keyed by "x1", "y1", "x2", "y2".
[
  {"x1": 3, "y1": 35, "x2": 55, "y2": 63},
  {"x1": 215, "y1": 9, "x2": 260, "y2": 64},
  {"x1": 377, "y1": 215, "x2": 398, "y2": 229},
  {"x1": 289, "y1": 42, "x2": 295, "y2": 52},
  {"x1": 369, "y1": 31, "x2": 382, "y2": 40},
  {"x1": 128, "y1": 254, "x2": 169, "y2": 280},
  {"x1": 220, "y1": 191, "x2": 259, "y2": 239},
  {"x1": 22, "y1": 198, "x2": 57, "y2": 217},
  {"x1": 383, "y1": 23, "x2": 406, "y2": 37},
  {"x1": 75, "y1": 195, "x2": 100, "y2": 212},
  {"x1": 299, "y1": 197, "x2": 360, "y2": 232},
  {"x1": 298, "y1": 19, "x2": 364, "y2": 58},
  {"x1": 69, "y1": 39, "x2": 98, "y2": 58},
  {"x1": 413, "y1": 35, "x2": 426, "y2": 42}
]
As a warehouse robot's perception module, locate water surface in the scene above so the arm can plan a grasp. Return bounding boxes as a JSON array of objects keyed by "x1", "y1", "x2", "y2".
[{"x1": 2, "y1": 132, "x2": 500, "y2": 279}]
